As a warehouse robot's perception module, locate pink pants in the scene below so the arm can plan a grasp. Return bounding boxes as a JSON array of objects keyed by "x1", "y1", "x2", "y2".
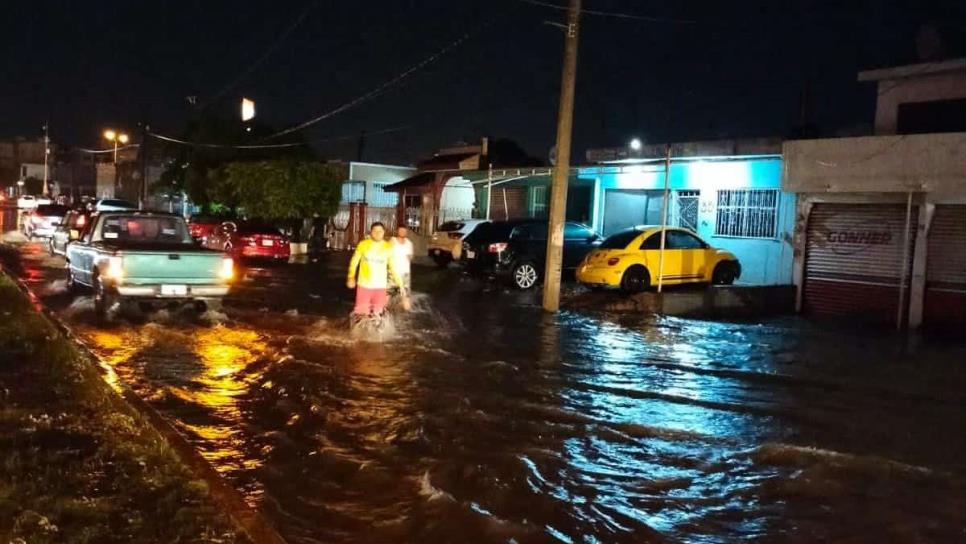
[{"x1": 353, "y1": 287, "x2": 388, "y2": 316}]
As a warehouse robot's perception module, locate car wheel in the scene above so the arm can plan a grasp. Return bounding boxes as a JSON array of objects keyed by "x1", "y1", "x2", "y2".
[
  {"x1": 620, "y1": 265, "x2": 650, "y2": 294},
  {"x1": 433, "y1": 253, "x2": 453, "y2": 268},
  {"x1": 93, "y1": 274, "x2": 117, "y2": 321},
  {"x1": 512, "y1": 260, "x2": 539, "y2": 290},
  {"x1": 712, "y1": 262, "x2": 737, "y2": 285}
]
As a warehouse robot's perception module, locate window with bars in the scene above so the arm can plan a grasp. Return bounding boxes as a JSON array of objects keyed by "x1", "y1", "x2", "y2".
[
  {"x1": 369, "y1": 182, "x2": 399, "y2": 207},
  {"x1": 674, "y1": 190, "x2": 700, "y2": 232},
  {"x1": 715, "y1": 189, "x2": 779, "y2": 238}
]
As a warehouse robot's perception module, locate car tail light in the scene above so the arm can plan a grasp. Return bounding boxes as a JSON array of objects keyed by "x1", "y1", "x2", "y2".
[
  {"x1": 220, "y1": 258, "x2": 234, "y2": 280},
  {"x1": 244, "y1": 236, "x2": 257, "y2": 247},
  {"x1": 607, "y1": 257, "x2": 620, "y2": 266},
  {"x1": 488, "y1": 242, "x2": 508, "y2": 253},
  {"x1": 105, "y1": 256, "x2": 124, "y2": 279}
]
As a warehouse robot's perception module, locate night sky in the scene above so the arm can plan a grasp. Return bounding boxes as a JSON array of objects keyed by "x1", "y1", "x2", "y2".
[{"x1": 3, "y1": 1, "x2": 964, "y2": 164}]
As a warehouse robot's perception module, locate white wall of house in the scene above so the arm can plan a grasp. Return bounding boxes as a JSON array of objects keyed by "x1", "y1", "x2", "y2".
[{"x1": 345, "y1": 162, "x2": 415, "y2": 207}]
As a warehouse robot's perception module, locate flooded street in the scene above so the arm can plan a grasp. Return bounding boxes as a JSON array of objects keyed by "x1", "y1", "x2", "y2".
[{"x1": 3, "y1": 209, "x2": 965, "y2": 543}]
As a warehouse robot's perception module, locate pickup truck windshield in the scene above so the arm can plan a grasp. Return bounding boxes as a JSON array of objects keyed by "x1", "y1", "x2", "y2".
[{"x1": 99, "y1": 215, "x2": 193, "y2": 245}]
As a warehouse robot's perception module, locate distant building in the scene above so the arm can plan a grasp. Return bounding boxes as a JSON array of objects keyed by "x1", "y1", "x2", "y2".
[
  {"x1": 783, "y1": 57, "x2": 966, "y2": 329},
  {"x1": 0, "y1": 137, "x2": 54, "y2": 192}
]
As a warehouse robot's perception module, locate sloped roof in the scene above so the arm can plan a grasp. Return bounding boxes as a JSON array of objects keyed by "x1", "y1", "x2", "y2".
[
  {"x1": 382, "y1": 171, "x2": 436, "y2": 192},
  {"x1": 417, "y1": 152, "x2": 478, "y2": 170}
]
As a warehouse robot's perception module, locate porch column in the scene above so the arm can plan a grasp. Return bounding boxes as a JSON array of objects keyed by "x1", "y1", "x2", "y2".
[{"x1": 907, "y1": 198, "x2": 933, "y2": 329}]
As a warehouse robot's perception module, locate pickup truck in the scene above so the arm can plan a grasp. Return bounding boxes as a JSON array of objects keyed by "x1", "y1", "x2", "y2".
[{"x1": 65, "y1": 211, "x2": 234, "y2": 319}]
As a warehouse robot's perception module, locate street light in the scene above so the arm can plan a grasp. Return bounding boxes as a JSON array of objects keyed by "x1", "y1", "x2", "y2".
[
  {"x1": 629, "y1": 137, "x2": 642, "y2": 152},
  {"x1": 103, "y1": 129, "x2": 129, "y2": 164}
]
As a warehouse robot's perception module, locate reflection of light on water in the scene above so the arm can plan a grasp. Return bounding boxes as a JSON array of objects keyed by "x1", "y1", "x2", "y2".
[{"x1": 86, "y1": 330, "x2": 139, "y2": 391}]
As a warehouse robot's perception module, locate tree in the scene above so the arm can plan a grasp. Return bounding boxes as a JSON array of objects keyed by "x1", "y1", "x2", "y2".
[
  {"x1": 215, "y1": 159, "x2": 345, "y2": 242},
  {"x1": 153, "y1": 115, "x2": 312, "y2": 212}
]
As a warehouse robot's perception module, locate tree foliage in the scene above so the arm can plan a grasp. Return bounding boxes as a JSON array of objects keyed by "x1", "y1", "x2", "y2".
[{"x1": 214, "y1": 160, "x2": 345, "y2": 220}]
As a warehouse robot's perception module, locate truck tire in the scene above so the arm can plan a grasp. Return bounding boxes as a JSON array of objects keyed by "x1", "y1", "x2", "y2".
[
  {"x1": 93, "y1": 273, "x2": 117, "y2": 322},
  {"x1": 65, "y1": 262, "x2": 77, "y2": 294},
  {"x1": 620, "y1": 265, "x2": 650, "y2": 294}
]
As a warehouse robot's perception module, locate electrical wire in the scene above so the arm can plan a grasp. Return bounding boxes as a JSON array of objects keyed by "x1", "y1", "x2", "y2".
[
  {"x1": 263, "y1": 19, "x2": 494, "y2": 140},
  {"x1": 518, "y1": 0, "x2": 699, "y2": 24},
  {"x1": 148, "y1": 132, "x2": 306, "y2": 149},
  {"x1": 75, "y1": 144, "x2": 141, "y2": 154},
  {"x1": 199, "y1": 1, "x2": 318, "y2": 110}
]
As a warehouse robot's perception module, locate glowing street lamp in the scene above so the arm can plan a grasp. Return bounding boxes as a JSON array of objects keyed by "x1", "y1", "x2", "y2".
[
  {"x1": 103, "y1": 129, "x2": 129, "y2": 164},
  {"x1": 629, "y1": 137, "x2": 642, "y2": 152}
]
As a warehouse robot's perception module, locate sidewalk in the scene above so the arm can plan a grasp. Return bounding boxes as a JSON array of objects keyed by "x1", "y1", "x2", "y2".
[{"x1": 0, "y1": 273, "x2": 248, "y2": 543}]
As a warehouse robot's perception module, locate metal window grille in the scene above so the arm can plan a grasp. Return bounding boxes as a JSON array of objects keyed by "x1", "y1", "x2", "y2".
[
  {"x1": 531, "y1": 186, "x2": 548, "y2": 217},
  {"x1": 340, "y1": 181, "x2": 365, "y2": 204},
  {"x1": 715, "y1": 189, "x2": 778, "y2": 238},
  {"x1": 674, "y1": 190, "x2": 699, "y2": 232},
  {"x1": 369, "y1": 182, "x2": 399, "y2": 207}
]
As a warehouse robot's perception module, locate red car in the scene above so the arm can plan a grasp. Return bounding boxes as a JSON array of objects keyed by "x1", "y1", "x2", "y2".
[
  {"x1": 187, "y1": 214, "x2": 232, "y2": 242},
  {"x1": 204, "y1": 220, "x2": 290, "y2": 261}
]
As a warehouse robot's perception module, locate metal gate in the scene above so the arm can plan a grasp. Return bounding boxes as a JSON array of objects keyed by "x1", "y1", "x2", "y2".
[
  {"x1": 803, "y1": 203, "x2": 917, "y2": 326},
  {"x1": 924, "y1": 205, "x2": 966, "y2": 328}
]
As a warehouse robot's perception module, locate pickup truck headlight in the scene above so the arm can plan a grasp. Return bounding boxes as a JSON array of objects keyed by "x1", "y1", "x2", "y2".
[
  {"x1": 220, "y1": 258, "x2": 234, "y2": 280},
  {"x1": 105, "y1": 256, "x2": 124, "y2": 279}
]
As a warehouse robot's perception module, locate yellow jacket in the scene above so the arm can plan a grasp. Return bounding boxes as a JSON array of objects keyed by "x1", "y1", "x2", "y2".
[{"x1": 347, "y1": 239, "x2": 402, "y2": 290}]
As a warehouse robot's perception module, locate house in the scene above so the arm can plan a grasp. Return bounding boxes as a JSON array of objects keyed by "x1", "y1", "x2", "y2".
[
  {"x1": 577, "y1": 140, "x2": 794, "y2": 286},
  {"x1": 783, "y1": 57, "x2": 966, "y2": 329},
  {"x1": 330, "y1": 161, "x2": 416, "y2": 248},
  {"x1": 383, "y1": 140, "x2": 487, "y2": 233}
]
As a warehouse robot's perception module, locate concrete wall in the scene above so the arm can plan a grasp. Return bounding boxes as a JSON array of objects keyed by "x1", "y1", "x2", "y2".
[
  {"x1": 783, "y1": 133, "x2": 966, "y2": 194},
  {"x1": 866, "y1": 68, "x2": 966, "y2": 135},
  {"x1": 346, "y1": 162, "x2": 415, "y2": 207},
  {"x1": 578, "y1": 158, "x2": 794, "y2": 286}
]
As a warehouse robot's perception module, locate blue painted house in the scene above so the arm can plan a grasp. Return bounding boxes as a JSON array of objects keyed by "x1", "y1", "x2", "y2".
[{"x1": 576, "y1": 155, "x2": 794, "y2": 285}]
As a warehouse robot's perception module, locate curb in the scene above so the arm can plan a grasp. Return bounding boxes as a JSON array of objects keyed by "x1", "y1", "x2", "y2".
[{"x1": 1, "y1": 266, "x2": 287, "y2": 544}]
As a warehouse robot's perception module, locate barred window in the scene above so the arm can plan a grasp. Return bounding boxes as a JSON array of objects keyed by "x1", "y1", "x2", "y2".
[
  {"x1": 370, "y1": 182, "x2": 399, "y2": 207},
  {"x1": 715, "y1": 189, "x2": 778, "y2": 238},
  {"x1": 531, "y1": 186, "x2": 548, "y2": 217}
]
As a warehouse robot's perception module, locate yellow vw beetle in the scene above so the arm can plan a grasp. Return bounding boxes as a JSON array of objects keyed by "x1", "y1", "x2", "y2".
[{"x1": 576, "y1": 226, "x2": 740, "y2": 293}]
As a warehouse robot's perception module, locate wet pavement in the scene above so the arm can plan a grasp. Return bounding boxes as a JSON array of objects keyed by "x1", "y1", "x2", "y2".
[{"x1": 2, "y1": 207, "x2": 966, "y2": 543}]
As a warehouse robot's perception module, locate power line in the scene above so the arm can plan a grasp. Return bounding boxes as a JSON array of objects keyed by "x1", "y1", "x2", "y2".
[
  {"x1": 75, "y1": 144, "x2": 141, "y2": 154},
  {"x1": 199, "y1": 0, "x2": 318, "y2": 110},
  {"x1": 264, "y1": 19, "x2": 495, "y2": 140},
  {"x1": 518, "y1": 0, "x2": 699, "y2": 24},
  {"x1": 148, "y1": 132, "x2": 306, "y2": 149}
]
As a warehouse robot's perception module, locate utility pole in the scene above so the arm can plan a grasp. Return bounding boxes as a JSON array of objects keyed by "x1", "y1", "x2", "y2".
[
  {"x1": 542, "y1": 0, "x2": 582, "y2": 313},
  {"x1": 42, "y1": 122, "x2": 50, "y2": 197},
  {"x1": 656, "y1": 144, "x2": 672, "y2": 293},
  {"x1": 139, "y1": 121, "x2": 149, "y2": 209}
]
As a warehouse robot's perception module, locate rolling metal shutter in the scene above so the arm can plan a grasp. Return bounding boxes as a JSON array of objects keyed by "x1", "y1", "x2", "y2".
[
  {"x1": 803, "y1": 204, "x2": 916, "y2": 326},
  {"x1": 488, "y1": 187, "x2": 527, "y2": 220},
  {"x1": 924, "y1": 205, "x2": 966, "y2": 328}
]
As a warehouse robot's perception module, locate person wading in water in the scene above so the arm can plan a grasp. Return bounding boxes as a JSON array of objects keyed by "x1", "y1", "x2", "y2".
[{"x1": 346, "y1": 222, "x2": 407, "y2": 324}]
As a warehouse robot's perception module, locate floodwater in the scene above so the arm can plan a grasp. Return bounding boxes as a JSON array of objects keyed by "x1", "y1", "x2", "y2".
[{"x1": 3, "y1": 207, "x2": 966, "y2": 543}]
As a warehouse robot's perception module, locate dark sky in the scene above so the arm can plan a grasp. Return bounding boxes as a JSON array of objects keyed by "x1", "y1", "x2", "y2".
[{"x1": 2, "y1": 0, "x2": 964, "y2": 164}]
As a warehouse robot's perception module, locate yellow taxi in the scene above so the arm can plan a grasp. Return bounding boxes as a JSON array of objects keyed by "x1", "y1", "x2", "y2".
[{"x1": 576, "y1": 226, "x2": 740, "y2": 293}]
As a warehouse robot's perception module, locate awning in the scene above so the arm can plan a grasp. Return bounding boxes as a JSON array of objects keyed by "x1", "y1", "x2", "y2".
[{"x1": 383, "y1": 172, "x2": 436, "y2": 192}]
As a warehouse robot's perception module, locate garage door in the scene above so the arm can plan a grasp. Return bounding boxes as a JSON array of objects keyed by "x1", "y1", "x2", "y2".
[
  {"x1": 602, "y1": 189, "x2": 665, "y2": 235},
  {"x1": 488, "y1": 187, "x2": 527, "y2": 220},
  {"x1": 924, "y1": 205, "x2": 966, "y2": 328},
  {"x1": 803, "y1": 204, "x2": 916, "y2": 326}
]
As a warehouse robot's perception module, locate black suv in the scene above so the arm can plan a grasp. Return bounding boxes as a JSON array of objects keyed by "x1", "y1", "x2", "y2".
[{"x1": 461, "y1": 219, "x2": 601, "y2": 289}]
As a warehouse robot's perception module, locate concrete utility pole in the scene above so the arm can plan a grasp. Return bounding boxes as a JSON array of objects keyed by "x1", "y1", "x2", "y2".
[
  {"x1": 542, "y1": 0, "x2": 582, "y2": 313},
  {"x1": 42, "y1": 122, "x2": 50, "y2": 197}
]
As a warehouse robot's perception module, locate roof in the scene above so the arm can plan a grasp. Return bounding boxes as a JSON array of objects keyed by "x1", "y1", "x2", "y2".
[
  {"x1": 417, "y1": 152, "x2": 478, "y2": 170},
  {"x1": 382, "y1": 171, "x2": 436, "y2": 191},
  {"x1": 858, "y1": 58, "x2": 966, "y2": 82}
]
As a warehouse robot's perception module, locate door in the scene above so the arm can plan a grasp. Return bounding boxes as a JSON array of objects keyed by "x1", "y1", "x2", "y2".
[
  {"x1": 803, "y1": 203, "x2": 916, "y2": 326},
  {"x1": 602, "y1": 189, "x2": 665, "y2": 235},
  {"x1": 924, "y1": 205, "x2": 966, "y2": 328},
  {"x1": 638, "y1": 230, "x2": 706, "y2": 285},
  {"x1": 488, "y1": 187, "x2": 527, "y2": 220}
]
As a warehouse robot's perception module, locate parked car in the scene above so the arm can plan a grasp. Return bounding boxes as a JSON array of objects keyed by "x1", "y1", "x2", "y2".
[
  {"x1": 428, "y1": 219, "x2": 487, "y2": 267},
  {"x1": 203, "y1": 220, "x2": 290, "y2": 261},
  {"x1": 576, "y1": 226, "x2": 741, "y2": 293},
  {"x1": 92, "y1": 198, "x2": 138, "y2": 212},
  {"x1": 187, "y1": 214, "x2": 234, "y2": 242},
  {"x1": 49, "y1": 210, "x2": 91, "y2": 256},
  {"x1": 65, "y1": 211, "x2": 234, "y2": 319},
  {"x1": 24, "y1": 204, "x2": 70, "y2": 239},
  {"x1": 462, "y1": 219, "x2": 601, "y2": 289},
  {"x1": 17, "y1": 195, "x2": 51, "y2": 209}
]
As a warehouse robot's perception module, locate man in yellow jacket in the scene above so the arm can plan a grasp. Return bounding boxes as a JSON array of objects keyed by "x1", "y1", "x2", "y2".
[{"x1": 346, "y1": 222, "x2": 405, "y2": 317}]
